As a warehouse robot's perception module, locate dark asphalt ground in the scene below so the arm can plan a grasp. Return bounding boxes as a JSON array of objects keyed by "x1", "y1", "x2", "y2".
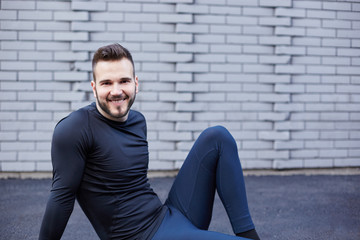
[{"x1": 1, "y1": 171, "x2": 359, "y2": 240}]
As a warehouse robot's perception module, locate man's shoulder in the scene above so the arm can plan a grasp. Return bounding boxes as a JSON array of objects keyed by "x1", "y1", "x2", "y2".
[{"x1": 56, "y1": 103, "x2": 93, "y2": 130}]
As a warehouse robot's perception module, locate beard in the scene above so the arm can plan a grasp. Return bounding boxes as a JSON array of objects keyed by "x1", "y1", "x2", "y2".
[{"x1": 95, "y1": 88, "x2": 136, "y2": 121}]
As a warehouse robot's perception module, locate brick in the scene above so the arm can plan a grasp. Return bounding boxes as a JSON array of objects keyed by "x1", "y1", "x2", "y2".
[
  {"x1": 259, "y1": 131, "x2": 289, "y2": 140},
  {"x1": 293, "y1": 37, "x2": 321, "y2": 47},
  {"x1": 275, "y1": 8, "x2": 305, "y2": 17},
  {"x1": 258, "y1": 112, "x2": 289, "y2": 121},
  {"x1": 0, "y1": 50, "x2": 17, "y2": 60},
  {"x1": 227, "y1": 35, "x2": 256, "y2": 44},
  {"x1": 275, "y1": 27, "x2": 305, "y2": 36},
  {"x1": 335, "y1": 159, "x2": 360, "y2": 167},
  {"x1": 71, "y1": 22, "x2": 106, "y2": 32},
  {"x1": 19, "y1": 51, "x2": 52, "y2": 61},
  {"x1": 159, "y1": 92, "x2": 192, "y2": 102},
  {"x1": 37, "y1": 62, "x2": 71, "y2": 71},
  {"x1": 176, "y1": 122, "x2": 209, "y2": 131},
  {"x1": 159, "y1": 73, "x2": 192, "y2": 82},
  {"x1": 243, "y1": 103, "x2": 272, "y2": 111},
  {"x1": 0, "y1": 31, "x2": 17, "y2": 40},
  {"x1": 18, "y1": 151, "x2": 51, "y2": 161},
  {"x1": 125, "y1": 13, "x2": 157, "y2": 23},
  {"x1": 2, "y1": 162, "x2": 36, "y2": 172},
  {"x1": 337, "y1": 11, "x2": 360, "y2": 20},
  {"x1": 243, "y1": 140, "x2": 272, "y2": 150},
  {"x1": 276, "y1": 46, "x2": 306, "y2": 55},
  {"x1": 195, "y1": 73, "x2": 226, "y2": 82},
  {"x1": 2, "y1": 1, "x2": 35, "y2": 10},
  {"x1": 259, "y1": 36, "x2": 291, "y2": 45},
  {"x1": 141, "y1": 23, "x2": 174, "y2": 33},
  {"x1": 37, "y1": 102, "x2": 70, "y2": 111},
  {"x1": 260, "y1": 16, "x2": 292, "y2": 26},
  {"x1": 194, "y1": 112, "x2": 225, "y2": 121},
  {"x1": 307, "y1": 66, "x2": 336, "y2": 75},
  {"x1": 18, "y1": 131, "x2": 52, "y2": 141},
  {"x1": 176, "y1": 63, "x2": 209, "y2": 73},
  {"x1": 227, "y1": 93, "x2": 257, "y2": 102},
  {"x1": 1, "y1": 20, "x2": 35, "y2": 30},
  {"x1": 18, "y1": 111, "x2": 52, "y2": 121},
  {"x1": 54, "y1": 51, "x2": 89, "y2": 62},
  {"x1": 258, "y1": 150, "x2": 289, "y2": 159},
  {"x1": 176, "y1": 3, "x2": 208, "y2": 14},
  {"x1": 90, "y1": 12, "x2": 124, "y2": 22},
  {"x1": 322, "y1": 57, "x2": 350, "y2": 66},
  {"x1": 275, "y1": 121, "x2": 304, "y2": 130},
  {"x1": 177, "y1": 83, "x2": 209, "y2": 92},
  {"x1": 71, "y1": 1, "x2": 106, "y2": 11},
  {"x1": 0, "y1": 152, "x2": 17, "y2": 161},
  {"x1": 292, "y1": 94, "x2": 320, "y2": 102},
  {"x1": 259, "y1": 93, "x2": 290, "y2": 102},
  {"x1": 0, "y1": 92, "x2": 16, "y2": 101},
  {"x1": 275, "y1": 103, "x2": 304, "y2": 112},
  {"x1": 141, "y1": 102, "x2": 174, "y2": 112},
  {"x1": 1, "y1": 81, "x2": 34, "y2": 91},
  {"x1": 227, "y1": 54, "x2": 256, "y2": 63},
  {"x1": 160, "y1": 33, "x2": 192, "y2": 43},
  {"x1": 212, "y1": 102, "x2": 241, "y2": 111},
  {"x1": 210, "y1": 5, "x2": 241, "y2": 14},
  {"x1": 275, "y1": 65, "x2": 306, "y2": 74},
  {"x1": 213, "y1": 63, "x2": 244, "y2": 73},
  {"x1": 323, "y1": 20, "x2": 352, "y2": 30},
  {"x1": 18, "y1": 91, "x2": 52, "y2": 101},
  {"x1": 53, "y1": 92, "x2": 86, "y2": 101},
  {"x1": 54, "y1": 32, "x2": 88, "y2": 41},
  {"x1": 159, "y1": 131, "x2": 192, "y2": 141},
  {"x1": 54, "y1": 11, "x2": 89, "y2": 21},
  {"x1": 335, "y1": 103, "x2": 359, "y2": 112},
  {"x1": 336, "y1": 140, "x2": 360, "y2": 149},
  {"x1": 194, "y1": 93, "x2": 225, "y2": 102},
  {"x1": 259, "y1": 74, "x2": 291, "y2": 83},
  {"x1": 0, "y1": 10, "x2": 17, "y2": 20},
  {"x1": 226, "y1": 111, "x2": 257, "y2": 121},
  {"x1": 160, "y1": 14, "x2": 193, "y2": 23},
  {"x1": 243, "y1": 26, "x2": 273, "y2": 35},
  {"x1": 108, "y1": 2, "x2": 141, "y2": 12},
  {"x1": 338, "y1": 30, "x2": 360, "y2": 39},
  {"x1": 293, "y1": 19, "x2": 321, "y2": 28},
  {"x1": 243, "y1": 45, "x2": 273, "y2": 54},
  {"x1": 18, "y1": 10, "x2": 52, "y2": 20},
  {"x1": 159, "y1": 112, "x2": 192, "y2": 121},
  {"x1": 36, "y1": 42, "x2": 70, "y2": 51},
  {"x1": 143, "y1": 3, "x2": 175, "y2": 13},
  {"x1": 36, "y1": 82, "x2": 71, "y2": 91},
  {"x1": 37, "y1": 1, "x2": 70, "y2": 10},
  {"x1": 176, "y1": 23, "x2": 209, "y2": 33},
  {"x1": 274, "y1": 141, "x2": 304, "y2": 150},
  {"x1": 243, "y1": 83, "x2": 273, "y2": 92}
]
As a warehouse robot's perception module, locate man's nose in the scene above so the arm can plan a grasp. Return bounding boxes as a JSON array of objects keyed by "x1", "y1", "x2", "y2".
[{"x1": 110, "y1": 84, "x2": 123, "y2": 95}]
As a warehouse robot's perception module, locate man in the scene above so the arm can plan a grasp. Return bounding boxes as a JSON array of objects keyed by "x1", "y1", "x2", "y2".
[{"x1": 39, "y1": 43, "x2": 260, "y2": 240}]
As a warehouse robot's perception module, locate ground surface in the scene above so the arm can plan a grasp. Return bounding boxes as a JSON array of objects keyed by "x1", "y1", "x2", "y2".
[{"x1": 1, "y1": 172, "x2": 359, "y2": 240}]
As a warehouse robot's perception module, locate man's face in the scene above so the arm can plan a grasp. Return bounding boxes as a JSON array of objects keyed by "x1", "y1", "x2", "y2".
[{"x1": 91, "y1": 59, "x2": 138, "y2": 122}]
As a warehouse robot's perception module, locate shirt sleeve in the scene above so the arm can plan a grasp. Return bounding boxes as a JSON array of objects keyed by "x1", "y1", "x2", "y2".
[{"x1": 39, "y1": 110, "x2": 90, "y2": 240}]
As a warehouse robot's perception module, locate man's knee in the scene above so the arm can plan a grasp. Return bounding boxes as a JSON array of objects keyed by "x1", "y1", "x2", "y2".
[{"x1": 201, "y1": 126, "x2": 233, "y2": 144}]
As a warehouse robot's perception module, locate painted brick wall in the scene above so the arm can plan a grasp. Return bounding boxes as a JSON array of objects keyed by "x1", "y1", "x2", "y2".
[{"x1": 0, "y1": 0, "x2": 359, "y2": 172}]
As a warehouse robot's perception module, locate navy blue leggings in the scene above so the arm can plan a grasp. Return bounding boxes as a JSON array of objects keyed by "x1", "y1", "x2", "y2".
[{"x1": 152, "y1": 126, "x2": 255, "y2": 240}]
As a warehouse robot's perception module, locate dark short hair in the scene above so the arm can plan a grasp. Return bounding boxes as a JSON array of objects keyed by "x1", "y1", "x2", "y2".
[{"x1": 92, "y1": 43, "x2": 135, "y2": 81}]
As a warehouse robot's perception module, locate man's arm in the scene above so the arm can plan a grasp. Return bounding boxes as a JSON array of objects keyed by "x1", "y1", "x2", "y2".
[{"x1": 39, "y1": 112, "x2": 89, "y2": 239}]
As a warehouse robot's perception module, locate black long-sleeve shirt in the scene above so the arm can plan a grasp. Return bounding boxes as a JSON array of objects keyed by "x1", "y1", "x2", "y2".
[{"x1": 39, "y1": 103, "x2": 167, "y2": 240}]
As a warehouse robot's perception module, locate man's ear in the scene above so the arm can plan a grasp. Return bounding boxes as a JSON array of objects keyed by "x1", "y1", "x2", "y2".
[
  {"x1": 91, "y1": 81, "x2": 97, "y2": 98},
  {"x1": 135, "y1": 76, "x2": 139, "y2": 94}
]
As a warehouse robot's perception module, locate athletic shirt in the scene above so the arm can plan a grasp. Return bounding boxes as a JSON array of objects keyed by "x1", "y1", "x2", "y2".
[{"x1": 39, "y1": 103, "x2": 167, "y2": 240}]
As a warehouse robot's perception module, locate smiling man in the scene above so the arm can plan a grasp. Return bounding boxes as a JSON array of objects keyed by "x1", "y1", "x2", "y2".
[{"x1": 39, "y1": 43, "x2": 260, "y2": 240}]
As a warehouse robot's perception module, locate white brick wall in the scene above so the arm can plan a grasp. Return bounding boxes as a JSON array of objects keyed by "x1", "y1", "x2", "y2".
[{"x1": 0, "y1": 0, "x2": 359, "y2": 172}]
